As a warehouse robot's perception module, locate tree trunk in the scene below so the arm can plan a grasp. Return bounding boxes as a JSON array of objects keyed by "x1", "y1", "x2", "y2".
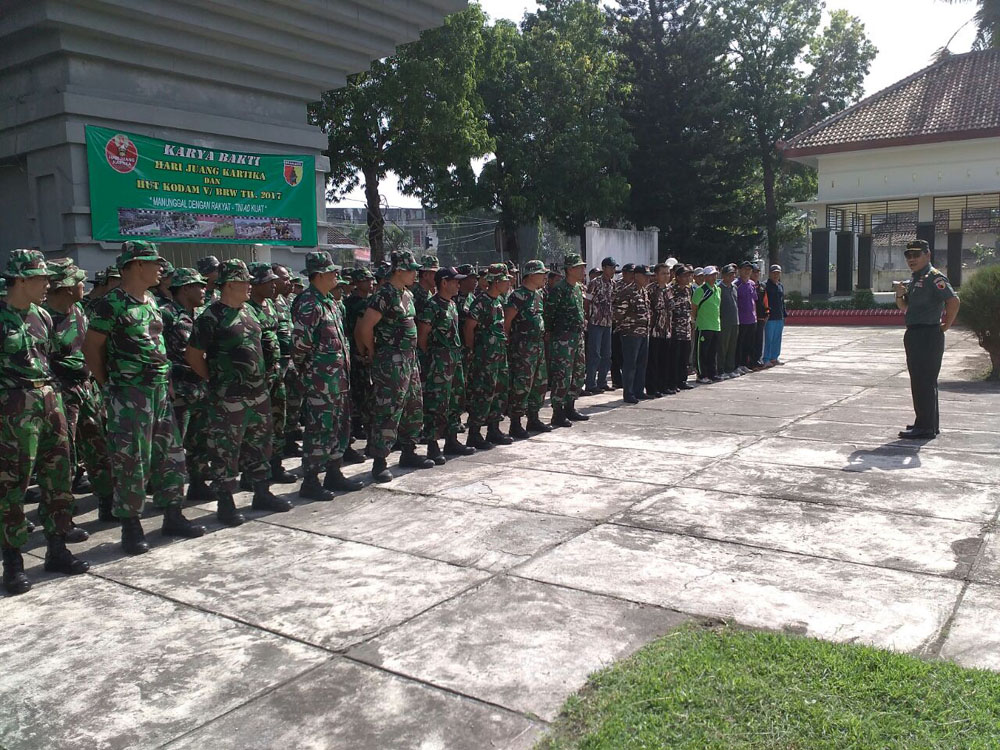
[
  {"x1": 987, "y1": 340, "x2": 1000, "y2": 381},
  {"x1": 762, "y1": 149, "x2": 779, "y2": 268},
  {"x1": 499, "y1": 210, "x2": 520, "y2": 265},
  {"x1": 362, "y1": 164, "x2": 385, "y2": 263},
  {"x1": 579, "y1": 218, "x2": 588, "y2": 263}
]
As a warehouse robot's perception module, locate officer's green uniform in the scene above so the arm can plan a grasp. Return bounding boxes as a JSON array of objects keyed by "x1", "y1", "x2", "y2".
[
  {"x1": 505, "y1": 260, "x2": 549, "y2": 420},
  {"x1": 902, "y1": 257, "x2": 957, "y2": 434}
]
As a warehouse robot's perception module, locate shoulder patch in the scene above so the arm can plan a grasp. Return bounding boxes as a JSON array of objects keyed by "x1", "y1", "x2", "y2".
[{"x1": 935, "y1": 277, "x2": 948, "y2": 290}]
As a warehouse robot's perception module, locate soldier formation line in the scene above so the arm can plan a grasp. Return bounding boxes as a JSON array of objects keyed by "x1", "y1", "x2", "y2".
[{"x1": 0, "y1": 243, "x2": 788, "y2": 596}]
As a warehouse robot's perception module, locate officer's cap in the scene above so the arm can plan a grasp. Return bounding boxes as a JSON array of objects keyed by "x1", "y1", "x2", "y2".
[
  {"x1": 435, "y1": 266, "x2": 467, "y2": 284},
  {"x1": 621, "y1": 263, "x2": 636, "y2": 273},
  {"x1": 601, "y1": 256, "x2": 618, "y2": 268},
  {"x1": 906, "y1": 240, "x2": 930, "y2": 252}
]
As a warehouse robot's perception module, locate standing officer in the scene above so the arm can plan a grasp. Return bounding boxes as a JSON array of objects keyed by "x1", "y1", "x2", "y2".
[
  {"x1": 84, "y1": 241, "x2": 205, "y2": 555},
  {"x1": 546, "y1": 254, "x2": 589, "y2": 426},
  {"x1": 356, "y1": 249, "x2": 435, "y2": 482},
  {"x1": 417, "y1": 266, "x2": 476, "y2": 461},
  {"x1": 292, "y1": 252, "x2": 364, "y2": 498},
  {"x1": 505, "y1": 259, "x2": 550, "y2": 439},
  {"x1": 1, "y1": 250, "x2": 88, "y2": 594},
  {"x1": 614, "y1": 263, "x2": 651, "y2": 404},
  {"x1": 344, "y1": 267, "x2": 375, "y2": 462},
  {"x1": 464, "y1": 263, "x2": 512, "y2": 449},
  {"x1": 894, "y1": 239, "x2": 960, "y2": 439}
]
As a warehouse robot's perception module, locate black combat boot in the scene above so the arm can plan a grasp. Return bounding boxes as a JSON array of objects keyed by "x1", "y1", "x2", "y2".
[
  {"x1": 162, "y1": 505, "x2": 207, "y2": 537},
  {"x1": 323, "y1": 459, "x2": 364, "y2": 492},
  {"x1": 426, "y1": 440, "x2": 447, "y2": 465},
  {"x1": 399, "y1": 447, "x2": 435, "y2": 469},
  {"x1": 43, "y1": 534, "x2": 90, "y2": 575},
  {"x1": 526, "y1": 411, "x2": 553, "y2": 433},
  {"x1": 486, "y1": 423, "x2": 513, "y2": 446},
  {"x1": 186, "y1": 478, "x2": 213, "y2": 503},
  {"x1": 566, "y1": 401, "x2": 590, "y2": 421},
  {"x1": 299, "y1": 472, "x2": 335, "y2": 501},
  {"x1": 215, "y1": 489, "x2": 245, "y2": 527},
  {"x1": 466, "y1": 426, "x2": 492, "y2": 450},
  {"x1": 238, "y1": 473, "x2": 254, "y2": 492},
  {"x1": 508, "y1": 417, "x2": 530, "y2": 440},
  {"x1": 121, "y1": 517, "x2": 150, "y2": 556},
  {"x1": 64, "y1": 523, "x2": 90, "y2": 543},
  {"x1": 550, "y1": 406, "x2": 572, "y2": 429},
  {"x1": 282, "y1": 436, "x2": 302, "y2": 458},
  {"x1": 25, "y1": 486, "x2": 41, "y2": 504},
  {"x1": 443, "y1": 431, "x2": 475, "y2": 456},
  {"x1": 269, "y1": 457, "x2": 297, "y2": 484},
  {"x1": 2, "y1": 548, "x2": 31, "y2": 595},
  {"x1": 343, "y1": 445, "x2": 367, "y2": 465},
  {"x1": 252, "y1": 481, "x2": 293, "y2": 512},
  {"x1": 97, "y1": 494, "x2": 116, "y2": 524},
  {"x1": 352, "y1": 417, "x2": 365, "y2": 440},
  {"x1": 371, "y1": 457, "x2": 393, "y2": 483},
  {"x1": 72, "y1": 467, "x2": 91, "y2": 494}
]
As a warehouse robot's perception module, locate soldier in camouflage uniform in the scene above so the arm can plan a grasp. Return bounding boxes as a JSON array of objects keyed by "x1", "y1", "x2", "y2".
[
  {"x1": 545, "y1": 254, "x2": 589, "y2": 428},
  {"x1": 463, "y1": 263, "x2": 512, "y2": 449},
  {"x1": 291, "y1": 252, "x2": 364, "y2": 499},
  {"x1": 84, "y1": 241, "x2": 205, "y2": 555},
  {"x1": 247, "y1": 263, "x2": 297, "y2": 485},
  {"x1": 505, "y1": 259, "x2": 552, "y2": 439},
  {"x1": 153, "y1": 259, "x2": 175, "y2": 308},
  {"x1": 271, "y1": 264, "x2": 303, "y2": 458},
  {"x1": 453, "y1": 264, "x2": 479, "y2": 418},
  {"x1": 197, "y1": 255, "x2": 221, "y2": 307},
  {"x1": 356, "y1": 250, "x2": 435, "y2": 482},
  {"x1": 186, "y1": 259, "x2": 290, "y2": 524},
  {"x1": 344, "y1": 267, "x2": 375, "y2": 462},
  {"x1": 416, "y1": 266, "x2": 476, "y2": 461},
  {"x1": 1, "y1": 250, "x2": 89, "y2": 594},
  {"x1": 413, "y1": 254, "x2": 438, "y2": 382},
  {"x1": 43, "y1": 259, "x2": 114, "y2": 533}
]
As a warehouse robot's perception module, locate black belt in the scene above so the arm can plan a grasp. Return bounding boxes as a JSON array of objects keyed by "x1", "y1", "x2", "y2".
[{"x1": 906, "y1": 323, "x2": 941, "y2": 329}]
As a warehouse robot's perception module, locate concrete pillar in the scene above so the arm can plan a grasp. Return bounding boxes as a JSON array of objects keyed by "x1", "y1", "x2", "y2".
[
  {"x1": 835, "y1": 231, "x2": 856, "y2": 295},
  {"x1": 916, "y1": 221, "x2": 936, "y2": 259},
  {"x1": 857, "y1": 234, "x2": 874, "y2": 290},
  {"x1": 947, "y1": 230, "x2": 964, "y2": 287},
  {"x1": 810, "y1": 229, "x2": 833, "y2": 297}
]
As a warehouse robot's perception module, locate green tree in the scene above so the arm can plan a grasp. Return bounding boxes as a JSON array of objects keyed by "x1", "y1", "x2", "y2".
[
  {"x1": 308, "y1": 7, "x2": 491, "y2": 262},
  {"x1": 943, "y1": 0, "x2": 1000, "y2": 49}
]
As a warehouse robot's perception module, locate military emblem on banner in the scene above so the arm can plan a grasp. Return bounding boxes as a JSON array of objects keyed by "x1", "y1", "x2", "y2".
[
  {"x1": 283, "y1": 159, "x2": 304, "y2": 187},
  {"x1": 105, "y1": 134, "x2": 138, "y2": 174}
]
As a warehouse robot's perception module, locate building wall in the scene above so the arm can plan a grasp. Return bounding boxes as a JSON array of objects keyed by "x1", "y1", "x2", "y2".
[{"x1": 584, "y1": 227, "x2": 658, "y2": 271}]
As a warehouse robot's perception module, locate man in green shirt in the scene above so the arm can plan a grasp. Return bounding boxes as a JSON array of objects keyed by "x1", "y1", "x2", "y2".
[{"x1": 692, "y1": 265, "x2": 722, "y2": 383}]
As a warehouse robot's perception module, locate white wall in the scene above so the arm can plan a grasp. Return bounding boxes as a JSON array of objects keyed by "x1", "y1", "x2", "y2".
[{"x1": 585, "y1": 227, "x2": 658, "y2": 271}]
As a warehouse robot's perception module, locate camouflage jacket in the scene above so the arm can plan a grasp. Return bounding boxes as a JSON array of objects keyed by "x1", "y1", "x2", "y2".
[
  {"x1": 670, "y1": 283, "x2": 693, "y2": 341},
  {"x1": 88, "y1": 288, "x2": 170, "y2": 387},
  {"x1": 417, "y1": 294, "x2": 462, "y2": 352},
  {"x1": 648, "y1": 283, "x2": 672, "y2": 340},
  {"x1": 369, "y1": 283, "x2": 417, "y2": 352},
  {"x1": 273, "y1": 294, "x2": 294, "y2": 360},
  {"x1": 0, "y1": 301, "x2": 54, "y2": 389},
  {"x1": 161, "y1": 301, "x2": 204, "y2": 398},
  {"x1": 468, "y1": 292, "x2": 506, "y2": 356},
  {"x1": 247, "y1": 297, "x2": 282, "y2": 379},
  {"x1": 506, "y1": 285, "x2": 545, "y2": 345},
  {"x1": 291, "y1": 285, "x2": 349, "y2": 392},
  {"x1": 411, "y1": 283, "x2": 433, "y2": 317},
  {"x1": 44, "y1": 301, "x2": 91, "y2": 386},
  {"x1": 545, "y1": 279, "x2": 585, "y2": 339},
  {"x1": 189, "y1": 301, "x2": 267, "y2": 400},
  {"x1": 585, "y1": 276, "x2": 615, "y2": 328}
]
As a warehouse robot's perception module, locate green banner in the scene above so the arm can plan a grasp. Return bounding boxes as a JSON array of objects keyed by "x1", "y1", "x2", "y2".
[{"x1": 85, "y1": 125, "x2": 317, "y2": 246}]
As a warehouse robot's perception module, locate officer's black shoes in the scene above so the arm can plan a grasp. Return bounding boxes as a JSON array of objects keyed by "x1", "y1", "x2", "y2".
[
  {"x1": 399, "y1": 449, "x2": 435, "y2": 470},
  {"x1": 371, "y1": 458, "x2": 393, "y2": 483},
  {"x1": 269, "y1": 458, "x2": 297, "y2": 484},
  {"x1": 162, "y1": 505, "x2": 207, "y2": 538},
  {"x1": 282, "y1": 438, "x2": 302, "y2": 458},
  {"x1": 72, "y1": 467, "x2": 91, "y2": 494},
  {"x1": 43, "y1": 535, "x2": 90, "y2": 575},
  {"x1": 324, "y1": 460, "x2": 365, "y2": 491},
  {"x1": 526, "y1": 412, "x2": 553, "y2": 433},
  {"x1": 186, "y1": 478, "x2": 213, "y2": 504},
  {"x1": 343, "y1": 446, "x2": 368, "y2": 465},
  {"x1": 98, "y1": 494, "x2": 116, "y2": 524},
  {"x1": 898, "y1": 428, "x2": 937, "y2": 440},
  {"x1": 486, "y1": 424, "x2": 514, "y2": 446},
  {"x1": 2, "y1": 548, "x2": 31, "y2": 595},
  {"x1": 508, "y1": 418, "x2": 530, "y2": 440},
  {"x1": 623, "y1": 396, "x2": 639, "y2": 405},
  {"x1": 567, "y1": 402, "x2": 590, "y2": 421},
  {"x1": 444, "y1": 433, "x2": 475, "y2": 456},
  {"x1": 65, "y1": 524, "x2": 90, "y2": 543},
  {"x1": 300, "y1": 473, "x2": 336, "y2": 501},
  {"x1": 426, "y1": 441, "x2": 447, "y2": 466},
  {"x1": 581, "y1": 388, "x2": 597, "y2": 396},
  {"x1": 215, "y1": 490, "x2": 246, "y2": 527},
  {"x1": 121, "y1": 517, "x2": 150, "y2": 556},
  {"x1": 678, "y1": 383, "x2": 695, "y2": 391},
  {"x1": 466, "y1": 427, "x2": 493, "y2": 451},
  {"x1": 252, "y1": 483, "x2": 294, "y2": 512},
  {"x1": 904, "y1": 424, "x2": 941, "y2": 435},
  {"x1": 550, "y1": 406, "x2": 573, "y2": 428},
  {"x1": 238, "y1": 473, "x2": 255, "y2": 492}
]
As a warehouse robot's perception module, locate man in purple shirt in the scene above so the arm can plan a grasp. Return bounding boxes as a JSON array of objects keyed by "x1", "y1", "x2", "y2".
[{"x1": 734, "y1": 260, "x2": 758, "y2": 373}]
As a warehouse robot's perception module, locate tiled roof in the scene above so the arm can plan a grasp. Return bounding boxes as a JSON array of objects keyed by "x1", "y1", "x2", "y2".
[
  {"x1": 782, "y1": 48, "x2": 1000, "y2": 157},
  {"x1": 326, "y1": 227, "x2": 364, "y2": 248}
]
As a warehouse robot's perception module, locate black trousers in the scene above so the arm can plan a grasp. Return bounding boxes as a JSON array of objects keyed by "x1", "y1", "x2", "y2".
[
  {"x1": 736, "y1": 323, "x2": 756, "y2": 368},
  {"x1": 697, "y1": 330, "x2": 720, "y2": 380},
  {"x1": 668, "y1": 339, "x2": 692, "y2": 388},
  {"x1": 647, "y1": 337, "x2": 669, "y2": 394},
  {"x1": 611, "y1": 331, "x2": 623, "y2": 386},
  {"x1": 904, "y1": 325, "x2": 944, "y2": 432},
  {"x1": 753, "y1": 320, "x2": 767, "y2": 365}
]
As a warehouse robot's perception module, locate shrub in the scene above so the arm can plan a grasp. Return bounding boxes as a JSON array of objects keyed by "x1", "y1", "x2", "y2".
[
  {"x1": 785, "y1": 291, "x2": 805, "y2": 310},
  {"x1": 958, "y1": 264, "x2": 1000, "y2": 380},
  {"x1": 851, "y1": 288, "x2": 875, "y2": 308}
]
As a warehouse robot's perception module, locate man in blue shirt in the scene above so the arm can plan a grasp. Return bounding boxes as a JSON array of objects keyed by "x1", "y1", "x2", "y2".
[{"x1": 763, "y1": 264, "x2": 786, "y2": 367}]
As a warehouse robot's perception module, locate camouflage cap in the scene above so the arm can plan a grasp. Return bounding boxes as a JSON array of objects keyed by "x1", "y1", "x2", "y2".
[
  {"x1": 105, "y1": 265, "x2": 122, "y2": 279},
  {"x1": 93, "y1": 270, "x2": 108, "y2": 287},
  {"x1": 419, "y1": 254, "x2": 440, "y2": 271},
  {"x1": 158, "y1": 258, "x2": 175, "y2": 277},
  {"x1": 390, "y1": 249, "x2": 422, "y2": 271},
  {"x1": 505, "y1": 260, "x2": 517, "y2": 272},
  {"x1": 116, "y1": 240, "x2": 160, "y2": 269},
  {"x1": 291, "y1": 273, "x2": 306, "y2": 286},
  {"x1": 456, "y1": 263, "x2": 477, "y2": 277},
  {"x1": 522, "y1": 259, "x2": 549, "y2": 276},
  {"x1": 485, "y1": 262, "x2": 510, "y2": 283},
  {"x1": 303, "y1": 250, "x2": 340, "y2": 275},
  {"x1": 169, "y1": 267, "x2": 207, "y2": 289},
  {"x1": 338, "y1": 277, "x2": 352, "y2": 287},
  {"x1": 196, "y1": 255, "x2": 221, "y2": 275},
  {"x1": 248, "y1": 261, "x2": 279, "y2": 285},
  {"x1": 374, "y1": 263, "x2": 392, "y2": 281},
  {"x1": 350, "y1": 267, "x2": 376, "y2": 282},
  {"x1": 218, "y1": 258, "x2": 251, "y2": 284},
  {"x1": 6, "y1": 249, "x2": 56, "y2": 279},
  {"x1": 47, "y1": 258, "x2": 87, "y2": 288},
  {"x1": 564, "y1": 253, "x2": 586, "y2": 269},
  {"x1": 0, "y1": 277, "x2": 6, "y2": 296}
]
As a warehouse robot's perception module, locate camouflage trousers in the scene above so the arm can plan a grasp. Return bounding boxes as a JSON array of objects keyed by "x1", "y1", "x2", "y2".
[
  {"x1": 183, "y1": 393, "x2": 211, "y2": 482},
  {"x1": 268, "y1": 373, "x2": 287, "y2": 459},
  {"x1": 467, "y1": 347, "x2": 509, "y2": 428},
  {"x1": 105, "y1": 382, "x2": 186, "y2": 518},
  {"x1": 350, "y1": 355, "x2": 373, "y2": 430},
  {"x1": 422, "y1": 347, "x2": 465, "y2": 440},
  {"x1": 302, "y1": 383, "x2": 351, "y2": 475},
  {"x1": 284, "y1": 361, "x2": 304, "y2": 434},
  {"x1": 205, "y1": 390, "x2": 272, "y2": 493},
  {"x1": 548, "y1": 334, "x2": 586, "y2": 408},
  {"x1": 62, "y1": 379, "x2": 114, "y2": 500},
  {"x1": 507, "y1": 338, "x2": 548, "y2": 418},
  {"x1": 369, "y1": 347, "x2": 423, "y2": 458},
  {"x1": 0, "y1": 386, "x2": 74, "y2": 549}
]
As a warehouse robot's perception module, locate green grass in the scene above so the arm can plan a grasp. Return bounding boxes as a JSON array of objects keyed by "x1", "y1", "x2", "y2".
[{"x1": 536, "y1": 624, "x2": 1000, "y2": 750}]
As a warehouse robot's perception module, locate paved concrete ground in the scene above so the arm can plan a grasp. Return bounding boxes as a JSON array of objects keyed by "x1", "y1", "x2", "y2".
[{"x1": 2, "y1": 327, "x2": 998, "y2": 749}]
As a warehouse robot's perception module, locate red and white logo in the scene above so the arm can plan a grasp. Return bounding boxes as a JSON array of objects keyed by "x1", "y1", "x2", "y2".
[{"x1": 105, "y1": 134, "x2": 138, "y2": 174}]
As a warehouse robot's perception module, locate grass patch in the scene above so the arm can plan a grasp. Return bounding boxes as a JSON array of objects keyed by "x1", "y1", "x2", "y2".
[{"x1": 537, "y1": 623, "x2": 1000, "y2": 749}]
